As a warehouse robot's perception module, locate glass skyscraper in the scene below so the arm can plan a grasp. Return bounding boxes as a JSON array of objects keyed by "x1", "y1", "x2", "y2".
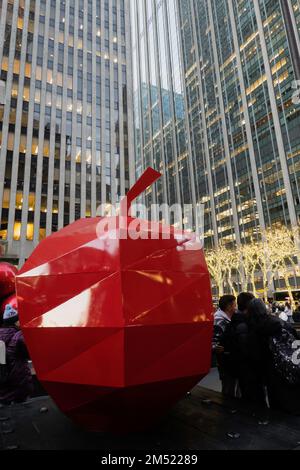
[
  {"x1": 131, "y1": 0, "x2": 300, "y2": 248},
  {"x1": 0, "y1": 0, "x2": 134, "y2": 265},
  {"x1": 178, "y1": 0, "x2": 300, "y2": 247},
  {"x1": 130, "y1": 0, "x2": 195, "y2": 225}
]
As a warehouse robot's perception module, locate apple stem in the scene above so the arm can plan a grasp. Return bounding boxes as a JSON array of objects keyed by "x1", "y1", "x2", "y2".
[{"x1": 120, "y1": 167, "x2": 162, "y2": 217}]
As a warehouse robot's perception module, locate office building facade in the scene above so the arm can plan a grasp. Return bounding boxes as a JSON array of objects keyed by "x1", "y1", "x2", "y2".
[
  {"x1": 1, "y1": 0, "x2": 299, "y2": 266},
  {"x1": 131, "y1": 0, "x2": 300, "y2": 248},
  {"x1": 0, "y1": 0, "x2": 134, "y2": 265},
  {"x1": 130, "y1": 0, "x2": 196, "y2": 226},
  {"x1": 178, "y1": 0, "x2": 300, "y2": 247}
]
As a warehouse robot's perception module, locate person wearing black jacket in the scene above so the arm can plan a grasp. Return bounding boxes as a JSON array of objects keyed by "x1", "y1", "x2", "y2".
[
  {"x1": 222, "y1": 293, "x2": 256, "y2": 402},
  {"x1": 223, "y1": 296, "x2": 283, "y2": 407},
  {"x1": 212, "y1": 295, "x2": 237, "y2": 397},
  {"x1": 224, "y1": 296, "x2": 300, "y2": 414},
  {"x1": 245, "y1": 299, "x2": 283, "y2": 406}
]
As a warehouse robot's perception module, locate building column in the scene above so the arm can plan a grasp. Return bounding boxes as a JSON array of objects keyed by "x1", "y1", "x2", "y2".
[
  {"x1": 32, "y1": 0, "x2": 51, "y2": 246},
  {"x1": 280, "y1": 0, "x2": 300, "y2": 80},
  {"x1": 253, "y1": 0, "x2": 298, "y2": 228},
  {"x1": 125, "y1": 0, "x2": 135, "y2": 189},
  {"x1": 189, "y1": 0, "x2": 219, "y2": 246},
  {"x1": 227, "y1": 0, "x2": 266, "y2": 233},
  {"x1": 0, "y1": 1, "x2": 20, "y2": 231},
  {"x1": 58, "y1": 0, "x2": 71, "y2": 230},
  {"x1": 19, "y1": 0, "x2": 42, "y2": 266},
  {"x1": 7, "y1": 0, "x2": 31, "y2": 251},
  {"x1": 207, "y1": 0, "x2": 241, "y2": 245},
  {"x1": 45, "y1": 1, "x2": 61, "y2": 236}
]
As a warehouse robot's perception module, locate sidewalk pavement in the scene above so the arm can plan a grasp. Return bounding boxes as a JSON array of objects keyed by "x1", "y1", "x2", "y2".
[
  {"x1": 199, "y1": 367, "x2": 222, "y2": 393},
  {"x1": 1, "y1": 382, "x2": 300, "y2": 450}
]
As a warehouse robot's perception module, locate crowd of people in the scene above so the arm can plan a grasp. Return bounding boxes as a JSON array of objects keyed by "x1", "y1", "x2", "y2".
[
  {"x1": 267, "y1": 300, "x2": 300, "y2": 323},
  {"x1": 213, "y1": 293, "x2": 300, "y2": 414}
]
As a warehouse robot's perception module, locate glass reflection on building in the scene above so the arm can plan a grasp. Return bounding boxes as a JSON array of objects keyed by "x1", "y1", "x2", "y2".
[
  {"x1": 131, "y1": 0, "x2": 300, "y2": 249},
  {"x1": 130, "y1": 0, "x2": 194, "y2": 226},
  {"x1": 177, "y1": 0, "x2": 300, "y2": 247}
]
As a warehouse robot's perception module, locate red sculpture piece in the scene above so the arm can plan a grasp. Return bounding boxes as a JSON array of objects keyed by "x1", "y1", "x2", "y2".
[
  {"x1": 0, "y1": 262, "x2": 18, "y2": 299},
  {"x1": 16, "y1": 168, "x2": 213, "y2": 432}
]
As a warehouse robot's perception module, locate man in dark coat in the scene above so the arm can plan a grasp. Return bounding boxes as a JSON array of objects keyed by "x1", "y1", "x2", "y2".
[
  {"x1": 222, "y1": 292, "x2": 255, "y2": 401},
  {"x1": 245, "y1": 299, "x2": 282, "y2": 406},
  {"x1": 0, "y1": 304, "x2": 32, "y2": 404},
  {"x1": 212, "y1": 295, "x2": 237, "y2": 396}
]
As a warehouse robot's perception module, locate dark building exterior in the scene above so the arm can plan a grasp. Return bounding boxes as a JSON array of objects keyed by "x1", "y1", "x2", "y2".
[{"x1": 0, "y1": 0, "x2": 134, "y2": 265}]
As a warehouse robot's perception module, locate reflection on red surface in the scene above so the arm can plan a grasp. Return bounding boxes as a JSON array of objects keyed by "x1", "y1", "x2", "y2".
[
  {"x1": 16, "y1": 168, "x2": 214, "y2": 432},
  {"x1": 0, "y1": 262, "x2": 18, "y2": 299}
]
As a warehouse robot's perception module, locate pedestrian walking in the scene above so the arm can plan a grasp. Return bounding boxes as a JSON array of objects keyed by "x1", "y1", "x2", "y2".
[{"x1": 222, "y1": 292, "x2": 256, "y2": 402}]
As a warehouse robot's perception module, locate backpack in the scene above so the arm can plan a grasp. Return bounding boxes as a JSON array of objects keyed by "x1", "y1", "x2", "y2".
[
  {"x1": 0, "y1": 340, "x2": 9, "y2": 385},
  {"x1": 269, "y1": 326, "x2": 300, "y2": 385}
]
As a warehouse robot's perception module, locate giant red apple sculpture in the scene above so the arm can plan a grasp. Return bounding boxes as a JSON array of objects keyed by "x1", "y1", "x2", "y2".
[{"x1": 16, "y1": 168, "x2": 213, "y2": 432}]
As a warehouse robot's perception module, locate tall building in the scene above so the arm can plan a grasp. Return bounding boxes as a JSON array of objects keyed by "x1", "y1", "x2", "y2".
[
  {"x1": 1, "y1": 0, "x2": 299, "y2": 267},
  {"x1": 130, "y1": 0, "x2": 195, "y2": 226},
  {"x1": 131, "y1": 0, "x2": 300, "y2": 248},
  {"x1": 178, "y1": 0, "x2": 300, "y2": 248},
  {"x1": 0, "y1": 0, "x2": 134, "y2": 266}
]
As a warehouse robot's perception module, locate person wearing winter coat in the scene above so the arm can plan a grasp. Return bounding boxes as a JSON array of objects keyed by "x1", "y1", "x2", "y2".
[
  {"x1": 212, "y1": 295, "x2": 237, "y2": 397},
  {"x1": 245, "y1": 299, "x2": 283, "y2": 407},
  {"x1": 242, "y1": 299, "x2": 300, "y2": 415},
  {"x1": 222, "y1": 292, "x2": 256, "y2": 402},
  {"x1": 0, "y1": 304, "x2": 32, "y2": 404}
]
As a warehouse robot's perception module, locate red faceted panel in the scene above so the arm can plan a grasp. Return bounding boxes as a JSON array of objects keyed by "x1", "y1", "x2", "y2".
[
  {"x1": 16, "y1": 168, "x2": 214, "y2": 432},
  {"x1": 0, "y1": 262, "x2": 18, "y2": 299}
]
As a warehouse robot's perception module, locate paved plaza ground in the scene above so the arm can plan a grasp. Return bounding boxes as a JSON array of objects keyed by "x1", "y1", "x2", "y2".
[{"x1": 1, "y1": 369, "x2": 300, "y2": 450}]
